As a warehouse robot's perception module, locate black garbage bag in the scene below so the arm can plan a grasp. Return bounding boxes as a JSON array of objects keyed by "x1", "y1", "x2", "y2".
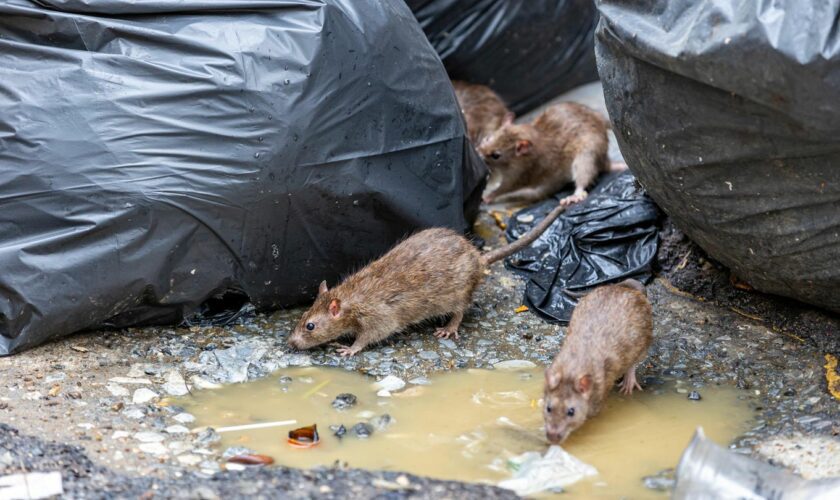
[
  {"x1": 406, "y1": 0, "x2": 599, "y2": 114},
  {"x1": 0, "y1": 0, "x2": 485, "y2": 355},
  {"x1": 505, "y1": 172, "x2": 660, "y2": 323},
  {"x1": 596, "y1": 0, "x2": 840, "y2": 313}
]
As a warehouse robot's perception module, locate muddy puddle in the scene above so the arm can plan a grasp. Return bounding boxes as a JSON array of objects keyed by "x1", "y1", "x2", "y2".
[{"x1": 180, "y1": 367, "x2": 754, "y2": 497}]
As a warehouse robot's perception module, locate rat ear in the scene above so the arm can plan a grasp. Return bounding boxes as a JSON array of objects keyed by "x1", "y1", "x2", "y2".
[
  {"x1": 328, "y1": 298, "x2": 341, "y2": 318},
  {"x1": 318, "y1": 280, "x2": 329, "y2": 296},
  {"x1": 515, "y1": 139, "x2": 531, "y2": 156},
  {"x1": 576, "y1": 374, "x2": 592, "y2": 394},
  {"x1": 545, "y1": 368, "x2": 560, "y2": 390},
  {"x1": 502, "y1": 112, "x2": 515, "y2": 126}
]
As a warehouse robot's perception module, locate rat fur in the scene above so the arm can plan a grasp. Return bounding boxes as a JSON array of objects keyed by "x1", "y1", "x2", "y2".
[
  {"x1": 452, "y1": 80, "x2": 513, "y2": 145},
  {"x1": 478, "y1": 102, "x2": 612, "y2": 206},
  {"x1": 287, "y1": 203, "x2": 567, "y2": 356},
  {"x1": 543, "y1": 279, "x2": 652, "y2": 443}
]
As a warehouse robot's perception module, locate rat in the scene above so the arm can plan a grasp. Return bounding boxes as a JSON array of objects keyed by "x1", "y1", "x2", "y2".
[
  {"x1": 542, "y1": 279, "x2": 652, "y2": 444},
  {"x1": 477, "y1": 102, "x2": 615, "y2": 206},
  {"x1": 452, "y1": 80, "x2": 513, "y2": 145},
  {"x1": 287, "y1": 202, "x2": 567, "y2": 357}
]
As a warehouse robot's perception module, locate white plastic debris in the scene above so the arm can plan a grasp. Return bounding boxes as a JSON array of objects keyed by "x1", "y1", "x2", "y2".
[
  {"x1": 493, "y1": 360, "x2": 537, "y2": 370},
  {"x1": 132, "y1": 388, "x2": 159, "y2": 404},
  {"x1": 214, "y1": 420, "x2": 297, "y2": 433},
  {"x1": 373, "y1": 375, "x2": 405, "y2": 393},
  {"x1": 498, "y1": 445, "x2": 598, "y2": 496},
  {"x1": 0, "y1": 472, "x2": 63, "y2": 500}
]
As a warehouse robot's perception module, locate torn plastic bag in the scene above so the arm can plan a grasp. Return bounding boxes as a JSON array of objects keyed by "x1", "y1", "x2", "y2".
[
  {"x1": 596, "y1": 0, "x2": 840, "y2": 313},
  {"x1": 504, "y1": 172, "x2": 660, "y2": 323},
  {"x1": 0, "y1": 0, "x2": 486, "y2": 355},
  {"x1": 406, "y1": 0, "x2": 599, "y2": 114},
  {"x1": 675, "y1": 428, "x2": 840, "y2": 499}
]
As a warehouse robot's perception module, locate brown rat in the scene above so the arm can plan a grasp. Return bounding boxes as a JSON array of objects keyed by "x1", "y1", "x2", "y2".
[
  {"x1": 478, "y1": 102, "x2": 613, "y2": 206},
  {"x1": 542, "y1": 279, "x2": 652, "y2": 444},
  {"x1": 287, "y1": 203, "x2": 567, "y2": 357},
  {"x1": 452, "y1": 80, "x2": 513, "y2": 145}
]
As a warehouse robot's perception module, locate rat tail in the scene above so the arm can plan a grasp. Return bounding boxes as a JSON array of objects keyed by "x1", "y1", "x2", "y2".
[{"x1": 481, "y1": 202, "x2": 566, "y2": 266}]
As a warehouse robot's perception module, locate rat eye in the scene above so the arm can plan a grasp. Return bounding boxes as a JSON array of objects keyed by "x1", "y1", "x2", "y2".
[
  {"x1": 546, "y1": 405, "x2": 552, "y2": 413},
  {"x1": 490, "y1": 151, "x2": 501, "y2": 160},
  {"x1": 305, "y1": 322, "x2": 315, "y2": 331},
  {"x1": 566, "y1": 407, "x2": 575, "y2": 417}
]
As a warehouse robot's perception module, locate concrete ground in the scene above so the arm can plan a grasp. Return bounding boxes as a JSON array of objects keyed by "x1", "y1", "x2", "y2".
[{"x1": 0, "y1": 83, "x2": 838, "y2": 498}]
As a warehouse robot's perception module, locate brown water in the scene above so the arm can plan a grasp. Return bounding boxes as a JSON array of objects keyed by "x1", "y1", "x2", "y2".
[{"x1": 180, "y1": 367, "x2": 754, "y2": 498}]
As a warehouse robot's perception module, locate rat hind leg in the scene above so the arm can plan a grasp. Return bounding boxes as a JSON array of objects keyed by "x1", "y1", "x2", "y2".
[
  {"x1": 434, "y1": 309, "x2": 465, "y2": 340},
  {"x1": 560, "y1": 150, "x2": 602, "y2": 206}
]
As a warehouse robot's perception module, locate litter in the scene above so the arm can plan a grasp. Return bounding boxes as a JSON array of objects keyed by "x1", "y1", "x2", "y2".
[
  {"x1": 215, "y1": 420, "x2": 297, "y2": 434},
  {"x1": 0, "y1": 472, "x2": 63, "y2": 500},
  {"x1": 498, "y1": 445, "x2": 598, "y2": 496},
  {"x1": 674, "y1": 428, "x2": 840, "y2": 499}
]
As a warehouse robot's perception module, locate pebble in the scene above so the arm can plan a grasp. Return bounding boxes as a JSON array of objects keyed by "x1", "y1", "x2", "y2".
[
  {"x1": 138, "y1": 443, "x2": 168, "y2": 455},
  {"x1": 195, "y1": 428, "x2": 221, "y2": 446},
  {"x1": 222, "y1": 446, "x2": 257, "y2": 459},
  {"x1": 109, "y1": 377, "x2": 152, "y2": 385},
  {"x1": 688, "y1": 391, "x2": 702, "y2": 401},
  {"x1": 132, "y1": 388, "x2": 159, "y2": 404},
  {"x1": 373, "y1": 375, "x2": 405, "y2": 392},
  {"x1": 163, "y1": 371, "x2": 189, "y2": 396},
  {"x1": 438, "y1": 339, "x2": 457, "y2": 349},
  {"x1": 166, "y1": 425, "x2": 190, "y2": 434},
  {"x1": 106, "y1": 383, "x2": 129, "y2": 397},
  {"x1": 332, "y1": 393, "x2": 358, "y2": 410},
  {"x1": 23, "y1": 391, "x2": 43, "y2": 401},
  {"x1": 135, "y1": 431, "x2": 165, "y2": 443},
  {"x1": 331, "y1": 424, "x2": 347, "y2": 438},
  {"x1": 177, "y1": 454, "x2": 202, "y2": 466},
  {"x1": 494, "y1": 360, "x2": 537, "y2": 370},
  {"x1": 408, "y1": 377, "x2": 431, "y2": 386},
  {"x1": 173, "y1": 412, "x2": 196, "y2": 424},
  {"x1": 190, "y1": 376, "x2": 222, "y2": 390},
  {"x1": 278, "y1": 376, "x2": 293, "y2": 384},
  {"x1": 372, "y1": 414, "x2": 394, "y2": 430},
  {"x1": 418, "y1": 351, "x2": 439, "y2": 361},
  {"x1": 122, "y1": 408, "x2": 145, "y2": 419},
  {"x1": 111, "y1": 431, "x2": 130, "y2": 439},
  {"x1": 353, "y1": 423, "x2": 373, "y2": 438}
]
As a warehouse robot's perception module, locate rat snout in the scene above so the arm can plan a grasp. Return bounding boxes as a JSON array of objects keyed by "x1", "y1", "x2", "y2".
[
  {"x1": 545, "y1": 425, "x2": 567, "y2": 444},
  {"x1": 287, "y1": 333, "x2": 303, "y2": 350}
]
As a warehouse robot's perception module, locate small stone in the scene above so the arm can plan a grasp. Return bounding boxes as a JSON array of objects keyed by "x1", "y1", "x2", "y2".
[
  {"x1": 190, "y1": 376, "x2": 222, "y2": 390},
  {"x1": 493, "y1": 360, "x2": 537, "y2": 370},
  {"x1": 123, "y1": 408, "x2": 145, "y2": 419},
  {"x1": 109, "y1": 377, "x2": 152, "y2": 385},
  {"x1": 135, "y1": 431, "x2": 165, "y2": 443},
  {"x1": 332, "y1": 393, "x2": 358, "y2": 410},
  {"x1": 163, "y1": 371, "x2": 189, "y2": 396},
  {"x1": 106, "y1": 384, "x2": 129, "y2": 397},
  {"x1": 408, "y1": 377, "x2": 431, "y2": 386},
  {"x1": 278, "y1": 376, "x2": 293, "y2": 384},
  {"x1": 174, "y1": 412, "x2": 196, "y2": 424},
  {"x1": 373, "y1": 375, "x2": 405, "y2": 392},
  {"x1": 132, "y1": 388, "x2": 159, "y2": 404},
  {"x1": 331, "y1": 424, "x2": 347, "y2": 438},
  {"x1": 222, "y1": 446, "x2": 257, "y2": 459},
  {"x1": 418, "y1": 351, "x2": 439, "y2": 361},
  {"x1": 372, "y1": 414, "x2": 394, "y2": 430},
  {"x1": 111, "y1": 431, "x2": 130, "y2": 439},
  {"x1": 376, "y1": 389, "x2": 391, "y2": 398},
  {"x1": 438, "y1": 339, "x2": 457, "y2": 349},
  {"x1": 139, "y1": 442, "x2": 168, "y2": 455},
  {"x1": 177, "y1": 454, "x2": 202, "y2": 466},
  {"x1": 23, "y1": 391, "x2": 43, "y2": 401},
  {"x1": 688, "y1": 391, "x2": 702, "y2": 401},
  {"x1": 166, "y1": 425, "x2": 190, "y2": 434},
  {"x1": 353, "y1": 423, "x2": 373, "y2": 438},
  {"x1": 195, "y1": 428, "x2": 221, "y2": 446},
  {"x1": 643, "y1": 468, "x2": 676, "y2": 491}
]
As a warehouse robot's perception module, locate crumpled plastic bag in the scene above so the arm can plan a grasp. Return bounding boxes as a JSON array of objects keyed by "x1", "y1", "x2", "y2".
[
  {"x1": 498, "y1": 445, "x2": 598, "y2": 496},
  {"x1": 505, "y1": 171, "x2": 660, "y2": 323}
]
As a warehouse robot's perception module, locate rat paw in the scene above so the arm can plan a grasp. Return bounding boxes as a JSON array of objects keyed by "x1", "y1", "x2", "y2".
[
  {"x1": 336, "y1": 346, "x2": 359, "y2": 357},
  {"x1": 434, "y1": 327, "x2": 459, "y2": 340},
  {"x1": 482, "y1": 195, "x2": 495, "y2": 204},
  {"x1": 559, "y1": 191, "x2": 588, "y2": 206}
]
